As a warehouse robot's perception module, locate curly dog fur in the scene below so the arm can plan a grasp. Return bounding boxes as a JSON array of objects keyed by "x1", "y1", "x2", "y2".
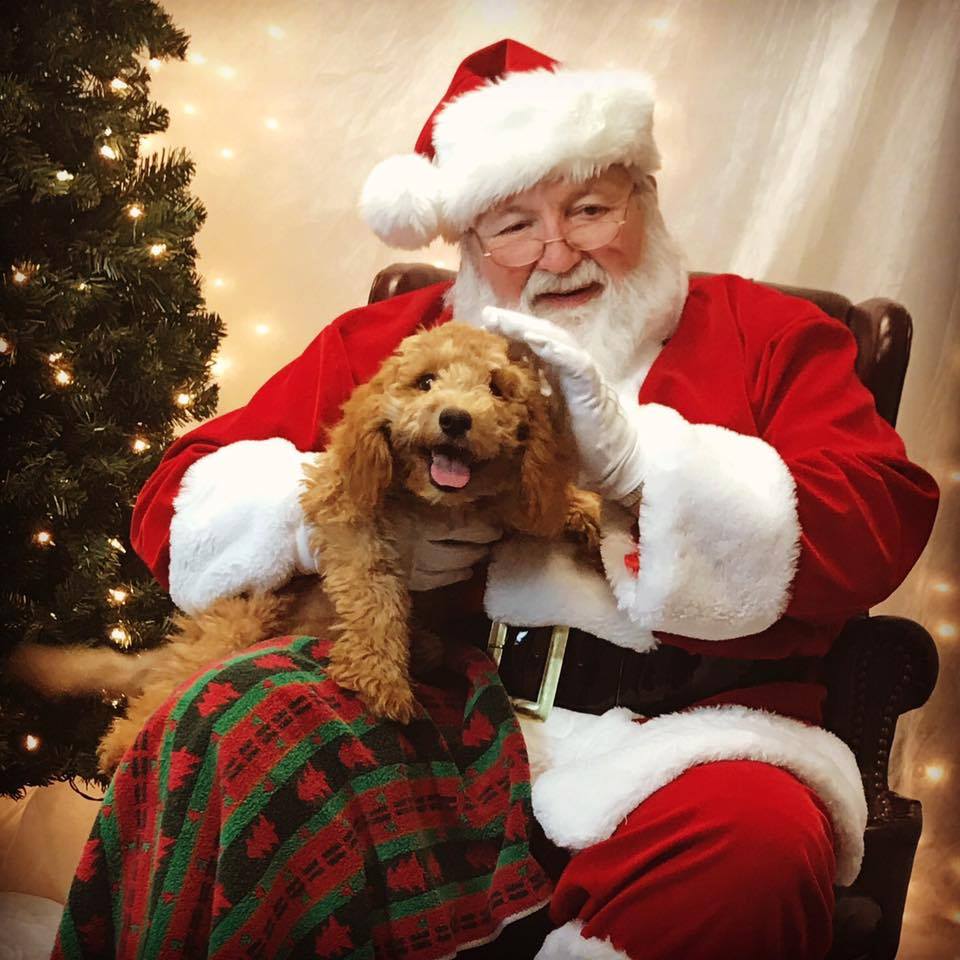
[{"x1": 11, "y1": 323, "x2": 600, "y2": 773}]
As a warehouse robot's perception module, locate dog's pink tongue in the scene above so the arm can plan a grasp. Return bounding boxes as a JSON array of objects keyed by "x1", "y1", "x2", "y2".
[{"x1": 430, "y1": 451, "x2": 471, "y2": 489}]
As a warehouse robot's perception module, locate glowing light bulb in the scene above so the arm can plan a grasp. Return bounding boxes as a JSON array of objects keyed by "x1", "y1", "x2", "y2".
[
  {"x1": 254, "y1": 323, "x2": 271, "y2": 336},
  {"x1": 148, "y1": 58, "x2": 162, "y2": 70},
  {"x1": 210, "y1": 356, "x2": 231, "y2": 376},
  {"x1": 139, "y1": 135, "x2": 153, "y2": 153},
  {"x1": 103, "y1": 126, "x2": 112, "y2": 136},
  {"x1": 188, "y1": 52, "x2": 206, "y2": 65},
  {"x1": 76, "y1": 281, "x2": 89, "y2": 291},
  {"x1": 132, "y1": 436, "x2": 151, "y2": 453},
  {"x1": 183, "y1": 103, "x2": 197, "y2": 115},
  {"x1": 212, "y1": 277, "x2": 225, "y2": 288},
  {"x1": 0, "y1": 336, "x2": 12, "y2": 355},
  {"x1": 12, "y1": 268, "x2": 27, "y2": 284},
  {"x1": 149, "y1": 242, "x2": 167, "y2": 257},
  {"x1": 220, "y1": 147, "x2": 235, "y2": 159},
  {"x1": 109, "y1": 625, "x2": 131, "y2": 648},
  {"x1": 55, "y1": 170, "x2": 74, "y2": 182},
  {"x1": 108, "y1": 587, "x2": 129, "y2": 604},
  {"x1": 932, "y1": 581, "x2": 954, "y2": 594},
  {"x1": 110, "y1": 78, "x2": 130, "y2": 92},
  {"x1": 107, "y1": 537, "x2": 126, "y2": 552},
  {"x1": 936, "y1": 622, "x2": 957, "y2": 640},
  {"x1": 54, "y1": 368, "x2": 73, "y2": 386},
  {"x1": 264, "y1": 117, "x2": 279, "y2": 130},
  {"x1": 100, "y1": 144, "x2": 118, "y2": 160},
  {"x1": 924, "y1": 764, "x2": 946, "y2": 783},
  {"x1": 34, "y1": 530, "x2": 54, "y2": 546},
  {"x1": 217, "y1": 65, "x2": 236, "y2": 79},
  {"x1": 267, "y1": 25, "x2": 285, "y2": 38},
  {"x1": 24, "y1": 734, "x2": 41, "y2": 752},
  {"x1": 128, "y1": 204, "x2": 144, "y2": 219},
  {"x1": 175, "y1": 392, "x2": 192, "y2": 407}
]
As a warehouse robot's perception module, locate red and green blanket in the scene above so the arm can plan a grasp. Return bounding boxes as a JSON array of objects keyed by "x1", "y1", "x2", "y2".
[{"x1": 52, "y1": 634, "x2": 552, "y2": 958}]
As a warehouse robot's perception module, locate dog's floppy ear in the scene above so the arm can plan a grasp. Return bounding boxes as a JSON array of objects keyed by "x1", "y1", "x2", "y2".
[
  {"x1": 327, "y1": 376, "x2": 394, "y2": 516},
  {"x1": 509, "y1": 367, "x2": 574, "y2": 538}
]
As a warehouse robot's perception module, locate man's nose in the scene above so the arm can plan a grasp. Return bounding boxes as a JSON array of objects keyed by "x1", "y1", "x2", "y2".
[{"x1": 536, "y1": 236, "x2": 583, "y2": 273}]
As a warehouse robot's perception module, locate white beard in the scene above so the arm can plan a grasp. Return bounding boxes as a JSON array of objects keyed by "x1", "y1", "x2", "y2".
[{"x1": 447, "y1": 196, "x2": 689, "y2": 393}]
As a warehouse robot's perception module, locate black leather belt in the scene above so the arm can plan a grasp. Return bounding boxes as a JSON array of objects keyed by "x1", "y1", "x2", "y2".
[{"x1": 487, "y1": 622, "x2": 821, "y2": 718}]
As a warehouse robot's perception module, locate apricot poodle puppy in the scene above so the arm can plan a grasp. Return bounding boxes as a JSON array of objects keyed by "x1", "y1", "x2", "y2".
[{"x1": 11, "y1": 322, "x2": 600, "y2": 773}]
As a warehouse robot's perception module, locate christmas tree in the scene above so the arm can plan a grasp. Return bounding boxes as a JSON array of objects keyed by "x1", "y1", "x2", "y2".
[{"x1": 0, "y1": 1, "x2": 224, "y2": 797}]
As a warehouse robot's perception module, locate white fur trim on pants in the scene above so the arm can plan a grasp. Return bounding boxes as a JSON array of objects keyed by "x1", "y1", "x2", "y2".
[
  {"x1": 527, "y1": 704, "x2": 866, "y2": 887},
  {"x1": 602, "y1": 403, "x2": 801, "y2": 641},
  {"x1": 485, "y1": 538, "x2": 657, "y2": 652},
  {"x1": 536, "y1": 921, "x2": 631, "y2": 960},
  {"x1": 169, "y1": 438, "x2": 317, "y2": 614}
]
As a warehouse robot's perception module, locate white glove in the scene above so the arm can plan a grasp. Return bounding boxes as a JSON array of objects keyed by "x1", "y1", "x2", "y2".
[
  {"x1": 481, "y1": 305, "x2": 645, "y2": 505},
  {"x1": 295, "y1": 504, "x2": 502, "y2": 591}
]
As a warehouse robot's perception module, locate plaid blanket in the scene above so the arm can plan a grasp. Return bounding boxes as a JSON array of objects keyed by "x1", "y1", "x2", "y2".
[{"x1": 51, "y1": 634, "x2": 552, "y2": 959}]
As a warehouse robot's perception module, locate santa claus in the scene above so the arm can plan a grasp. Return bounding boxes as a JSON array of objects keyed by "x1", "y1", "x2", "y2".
[{"x1": 128, "y1": 39, "x2": 937, "y2": 960}]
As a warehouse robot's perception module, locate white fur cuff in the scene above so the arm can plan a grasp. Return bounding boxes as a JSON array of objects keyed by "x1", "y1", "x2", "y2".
[
  {"x1": 530, "y1": 704, "x2": 866, "y2": 887},
  {"x1": 536, "y1": 921, "x2": 631, "y2": 960},
  {"x1": 169, "y1": 438, "x2": 317, "y2": 614},
  {"x1": 485, "y1": 538, "x2": 657, "y2": 652},
  {"x1": 602, "y1": 403, "x2": 800, "y2": 640}
]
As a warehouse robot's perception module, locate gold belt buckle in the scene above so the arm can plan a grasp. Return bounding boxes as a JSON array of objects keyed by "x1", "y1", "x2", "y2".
[{"x1": 486, "y1": 621, "x2": 569, "y2": 721}]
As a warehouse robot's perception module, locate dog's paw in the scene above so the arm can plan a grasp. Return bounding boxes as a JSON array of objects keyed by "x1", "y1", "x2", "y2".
[
  {"x1": 564, "y1": 488, "x2": 604, "y2": 569},
  {"x1": 328, "y1": 659, "x2": 417, "y2": 724},
  {"x1": 369, "y1": 683, "x2": 418, "y2": 724}
]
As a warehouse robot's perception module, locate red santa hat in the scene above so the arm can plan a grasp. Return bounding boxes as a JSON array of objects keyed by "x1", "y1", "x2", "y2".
[{"x1": 360, "y1": 39, "x2": 660, "y2": 249}]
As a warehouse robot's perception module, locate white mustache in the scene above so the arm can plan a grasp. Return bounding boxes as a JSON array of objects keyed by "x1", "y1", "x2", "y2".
[{"x1": 521, "y1": 259, "x2": 607, "y2": 300}]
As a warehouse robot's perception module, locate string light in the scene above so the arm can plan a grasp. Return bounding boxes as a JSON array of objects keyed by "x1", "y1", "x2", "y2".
[
  {"x1": 23, "y1": 734, "x2": 41, "y2": 753},
  {"x1": 108, "y1": 587, "x2": 129, "y2": 604},
  {"x1": 103, "y1": 126, "x2": 112, "y2": 136},
  {"x1": 12, "y1": 266, "x2": 28, "y2": 284},
  {"x1": 76, "y1": 281, "x2": 89, "y2": 291},
  {"x1": 107, "y1": 536, "x2": 126, "y2": 552},
  {"x1": 217, "y1": 66, "x2": 236, "y2": 80},
  {"x1": 264, "y1": 117, "x2": 279, "y2": 130},
  {"x1": 219, "y1": 147, "x2": 235, "y2": 159},
  {"x1": 923, "y1": 764, "x2": 946, "y2": 783},
  {"x1": 212, "y1": 277, "x2": 225, "y2": 288},
  {"x1": 149, "y1": 242, "x2": 167, "y2": 257},
  {"x1": 131, "y1": 436, "x2": 151, "y2": 454},
  {"x1": 54, "y1": 367, "x2": 73, "y2": 386},
  {"x1": 33, "y1": 530, "x2": 54, "y2": 547},
  {"x1": 932, "y1": 580, "x2": 954, "y2": 594},
  {"x1": 210, "y1": 356, "x2": 231, "y2": 376},
  {"x1": 109, "y1": 625, "x2": 131, "y2": 648},
  {"x1": 254, "y1": 323, "x2": 270, "y2": 336},
  {"x1": 267, "y1": 25, "x2": 285, "y2": 39},
  {"x1": 935, "y1": 622, "x2": 957, "y2": 640},
  {"x1": 99, "y1": 144, "x2": 118, "y2": 160},
  {"x1": 109, "y1": 77, "x2": 130, "y2": 92},
  {"x1": 148, "y1": 58, "x2": 162, "y2": 70},
  {"x1": 188, "y1": 52, "x2": 206, "y2": 65},
  {"x1": 0, "y1": 335, "x2": 12, "y2": 355},
  {"x1": 183, "y1": 103, "x2": 197, "y2": 115},
  {"x1": 55, "y1": 170, "x2": 74, "y2": 182},
  {"x1": 127, "y1": 204, "x2": 144, "y2": 219},
  {"x1": 175, "y1": 391, "x2": 193, "y2": 407},
  {"x1": 48, "y1": 352, "x2": 63, "y2": 362}
]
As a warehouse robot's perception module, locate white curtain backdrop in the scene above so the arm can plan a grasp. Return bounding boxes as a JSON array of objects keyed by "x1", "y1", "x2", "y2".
[{"x1": 2, "y1": 2, "x2": 957, "y2": 956}]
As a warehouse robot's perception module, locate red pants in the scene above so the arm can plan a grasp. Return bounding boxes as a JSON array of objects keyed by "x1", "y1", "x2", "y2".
[{"x1": 544, "y1": 760, "x2": 837, "y2": 960}]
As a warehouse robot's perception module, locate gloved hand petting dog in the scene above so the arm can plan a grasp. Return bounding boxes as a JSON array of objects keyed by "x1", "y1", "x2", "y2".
[{"x1": 10, "y1": 321, "x2": 601, "y2": 773}]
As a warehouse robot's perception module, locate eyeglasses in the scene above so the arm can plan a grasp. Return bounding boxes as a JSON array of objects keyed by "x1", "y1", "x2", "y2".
[{"x1": 473, "y1": 190, "x2": 636, "y2": 268}]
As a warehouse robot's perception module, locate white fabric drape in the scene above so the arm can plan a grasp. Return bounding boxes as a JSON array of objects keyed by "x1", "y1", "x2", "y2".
[{"x1": 2, "y1": 2, "x2": 956, "y2": 955}]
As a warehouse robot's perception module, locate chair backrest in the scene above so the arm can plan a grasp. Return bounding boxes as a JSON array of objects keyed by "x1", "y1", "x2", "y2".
[{"x1": 369, "y1": 263, "x2": 914, "y2": 427}]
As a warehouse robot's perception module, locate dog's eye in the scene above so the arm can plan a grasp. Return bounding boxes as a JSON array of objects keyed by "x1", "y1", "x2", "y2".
[
  {"x1": 415, "y1": 373, "x2": 436, "y2": 391},
  {"x1": 489, "y1": 379, "x2": 503, "y2": 398}
]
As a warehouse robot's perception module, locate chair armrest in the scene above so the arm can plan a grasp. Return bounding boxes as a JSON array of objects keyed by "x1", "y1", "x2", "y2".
[{"x1": 823, "y1": 615, "x2": 938, "y2": 822}]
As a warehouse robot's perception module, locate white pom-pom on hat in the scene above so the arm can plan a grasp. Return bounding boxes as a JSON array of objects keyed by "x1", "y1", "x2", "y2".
[{"x1": 359, "y1": 152, "x2": 443, "y2": 249}]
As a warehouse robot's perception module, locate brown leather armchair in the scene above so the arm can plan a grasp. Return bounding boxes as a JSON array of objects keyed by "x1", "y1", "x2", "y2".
[{"x1": 369, "y1": 263, "x2": 939, "y2": 960}]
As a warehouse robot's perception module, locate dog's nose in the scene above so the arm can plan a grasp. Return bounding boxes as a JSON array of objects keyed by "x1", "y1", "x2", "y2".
[{"x1": 439, "y1": 408, "x2": 472, "y2": 437}]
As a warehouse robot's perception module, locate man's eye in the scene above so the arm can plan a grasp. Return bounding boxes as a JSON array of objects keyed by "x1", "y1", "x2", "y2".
[
  {"x1": 415, "y1": 373, "x2": 436, "y2": 391},
  {"x1": 496, "y1": 221, "x2": 532, "y2": 237},
  {"x1": 573, "y1": 204, "x2": 610, "y2": 219}
]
